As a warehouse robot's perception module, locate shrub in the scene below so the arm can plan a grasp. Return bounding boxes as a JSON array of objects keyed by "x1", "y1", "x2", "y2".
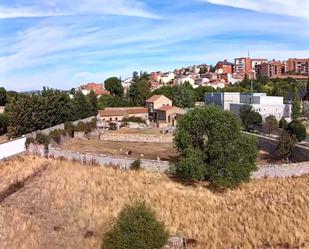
[
  {"x1": 279, "y1": 117, "x2": 288, "y2": 130},
  {"x1": 122, "y1": 116, "x2": 146, "y2": 124},
  {"x1": 49, "y1": 129, "x2": 67, "y2": 144},
  {"x1": 173, "y1": 106, "x2": 258, "y2": 188},
  {"x1": 35, "y1": 133, "x2": 50, "y2": 148},
  {"x1": 74, "y1": 122, "x2": 86, "y2": 132},
  {"x1": 102, "y1": 201, "x2": 168, "y2": 249},
  {"x1": 0, "y1": 113, "x2": 9, "y2": 134},
  {"x1": 64, "y1": 121, "x2": 75, "y2": 137},
  {"x1": 287, "y1": 120, "x2": 307, "y2": 142},
  {"x1": 264, "y1": 115, "x2": 278, "y2": 135},
  {"x1": 130, "y1": 159, "x2": 141, "y2": 170},
  {"x1": 25, "y1": 137, "x2": 35, "y2": 148},
  {"x1": 277, "y1": 131, "x2": 296, "y2": 162}
]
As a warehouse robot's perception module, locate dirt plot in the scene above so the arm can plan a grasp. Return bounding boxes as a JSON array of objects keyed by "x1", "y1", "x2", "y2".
[
  {"x1": 61, "y1": 139, "x2": 179, "y2": 161},
  {"x1": 0, "y1": 156, "x2": 309, "y2": 249}
]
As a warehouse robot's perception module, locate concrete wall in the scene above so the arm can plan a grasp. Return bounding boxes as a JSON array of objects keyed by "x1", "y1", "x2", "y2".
[
  {"x1": 99, "y1": 132, "x2": 173, "y2": 143},
  {"x1": 0, "y1": 137, "x2": 27, "y2": 160}
]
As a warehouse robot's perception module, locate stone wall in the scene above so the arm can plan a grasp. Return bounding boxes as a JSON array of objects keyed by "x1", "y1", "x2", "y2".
[
  {"x1": 26, "y1": 116, "x2": 96, "y2": 138},
  {"x1": 27, "y1": 144, "x2": 170, "y2": 172},
  {"x1": 99, "y1": 132, "x2": 173, "y2": 143}
]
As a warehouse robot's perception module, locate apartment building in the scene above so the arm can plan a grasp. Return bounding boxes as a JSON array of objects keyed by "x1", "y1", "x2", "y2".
[
  {"x1": 251, "y1": 58, "x2": 268, "y2": 76},
  {"x1": 286, "y1": 58, "x2": 309, "y2": 74},
  {"x1": 260, "y1": 60, "x2": 286, "y2": 78},
  {"x1": 205, "y1": 92, "x2": 291, "y2": 120},
  {"x1": 234, "y1": 57, "x2": 252, "y2": 75}
]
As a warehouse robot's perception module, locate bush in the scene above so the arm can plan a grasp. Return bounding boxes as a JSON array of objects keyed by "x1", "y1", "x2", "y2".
[
  {"x1": 123, "y1": 116, "x2": 146, "y2": 124},
  {"x1": 264, "y1": 115, "x2": 278, "y2": 135},
  {"x1": 173, "y1": 106, "x2": 258, "y2": 188},
  {"x1": 277, "y1": 131, "x2": 296, "y2": 162},
  {"x1": 49, "y1": 129, "x2": 67, "y2": 144},
  {"x1": 287, "y1": 120, "x2": 307, "y2": 142},
  {"x1": 102, "y1": 201, "x2": 168, "y2": 249},
  {"x1": 130, "y1": 159, "x2": 141, "y2": 170},
  {"x1": 74, "y1": 122, "x2": 86, "y2": 132},
  {"x1": 279, "y1": 117, "x2": 288, "y2": 130},
  {"x1": 25, "y1": 137, "x2": 35, "y2": 148},
  {"x1": 64, "y1": 121, "x2": 75, "y2": 137},
  {"x1": 35, "y1": 133, "x2": 50, "y2": 148}
]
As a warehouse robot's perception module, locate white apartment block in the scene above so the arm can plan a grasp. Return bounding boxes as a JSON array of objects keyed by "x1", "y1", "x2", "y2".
[{"x1": 205, "y1": 92, "x2": 291, "y2": 120}]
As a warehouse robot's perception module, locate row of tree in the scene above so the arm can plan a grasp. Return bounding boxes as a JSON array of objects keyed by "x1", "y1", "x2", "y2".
[{"x1": 7, "y1": 88, "x2": 98, "y2": 137}]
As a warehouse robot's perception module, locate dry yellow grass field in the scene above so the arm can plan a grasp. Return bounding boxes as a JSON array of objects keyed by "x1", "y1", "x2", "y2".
[{"x1": 0, "y1": 156, "x2": 309, "y2": 249}]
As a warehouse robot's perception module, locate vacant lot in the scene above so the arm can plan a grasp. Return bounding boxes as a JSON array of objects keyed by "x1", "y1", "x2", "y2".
[
  {"x1": 0, "y1": 156, "x2": 308, "y2": 249},
  {"x1": 61, "y1": 139, "x2": 178, "y2": 161}
]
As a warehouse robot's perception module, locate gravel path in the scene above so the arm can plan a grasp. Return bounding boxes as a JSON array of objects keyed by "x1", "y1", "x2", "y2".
[{"x1": 252, "y1": 163, "x2": 309, "y2": 179}]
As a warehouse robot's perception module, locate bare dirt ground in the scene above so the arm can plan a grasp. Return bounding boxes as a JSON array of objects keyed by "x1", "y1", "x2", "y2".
[
  {"x1": 0, "y1": 135, "x2": 8, "y2": 144},
  {"x1": 61, "y1": 139, "x2": 179, "y2": 161},
  {"x1": 0, "y1": 156, "x2": 308, "y2": 249}
]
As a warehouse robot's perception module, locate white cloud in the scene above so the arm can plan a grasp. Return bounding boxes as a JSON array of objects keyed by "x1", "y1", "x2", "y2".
[
  {"x1": 202, "y1": 0, "x2": 309, "y2": 19},
  {"x1": 0, "y1": 0, "x2": 159, "y2": 19}
]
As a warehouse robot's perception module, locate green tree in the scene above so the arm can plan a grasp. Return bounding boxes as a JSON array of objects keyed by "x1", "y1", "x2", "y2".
[
  {"x1": 0, "y1": 113, "x2": 8, "y2": 134},
  {"x1": 102, "y1": 201, "x2": 168, "y2": 249},
  {"x1": 71, "y1": 91, "x2": 92, "y2": 120},
  {"x1": 292, "y1": 89, "x2": 301, "y2": 120},
  {"x1": 88, "y1": 90, "x2": 98, "y2": 116},
  {"x1": 287, "y1": 120, "x2": 307, "y2": 142},
  {"x1": 277, "y1": 131, "x2": 296, "y2": 162},
  {"x1": 0, "y1": 87, "x2": 7, "y2": 106},
  {"x1": 194, "y1": 86, "x2": 216, "y2": 102},
  {"x1": 264, "y1": 115, "x2": 278, "y2": 135},
  {"x1": 239, "y1": 105, "x2": 262, "y2": 131},
  {"x1": 104, "y1": 77, "x2": 124, "y2": 97},
  {"x1": 149, "y1": 86, "x2": 175, "y2": 102},
  {"x1": 97, "y1": 95, "x2": 133, "y2": 109},
  {"x1": 174, "y1": 82, "x2": 196, "y2": 108},
  {"x1": 129, "y1": 79, "x2": 150, "y2": 106},
  {"x1": 173, "y1": 106, "x2": 258, "y2": 188}
]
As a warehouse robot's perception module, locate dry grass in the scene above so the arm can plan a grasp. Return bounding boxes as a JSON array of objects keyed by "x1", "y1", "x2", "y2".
[{"x1": 0, "y1": 156, "x2": 309, "y2": 249}]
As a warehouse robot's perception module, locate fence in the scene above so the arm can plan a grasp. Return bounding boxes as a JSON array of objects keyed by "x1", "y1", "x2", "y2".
[{"x1": 0, "y1": 137, "x2": 27, "y2": 160}]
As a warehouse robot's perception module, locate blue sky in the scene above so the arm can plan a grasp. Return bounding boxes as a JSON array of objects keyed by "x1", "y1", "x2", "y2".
[{"x1": 1, "y1": 0, "x2": 309, "y2": 91}]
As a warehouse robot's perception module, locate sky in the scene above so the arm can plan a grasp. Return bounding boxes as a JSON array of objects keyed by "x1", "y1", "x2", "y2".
[{"x1": 1, "y1": 0, "x2": 309, "y2": 91}]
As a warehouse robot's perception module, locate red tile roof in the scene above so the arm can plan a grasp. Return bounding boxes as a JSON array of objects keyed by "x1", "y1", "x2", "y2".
[
  {"x1": 157, "y1": 106, "x2": 175, "y2": 111},
  {"x1": 146, "y1": 95, "x2": 164, "y2": 103}
]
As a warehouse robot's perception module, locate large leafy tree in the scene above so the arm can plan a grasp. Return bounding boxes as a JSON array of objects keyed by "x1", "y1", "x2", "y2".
[
  {"x1": 0, "y1": 113, "x2": 8, "y2": 134},
  {"x1": 173, "y1": 106, "x2": 258, "y2": 188},
  {"x1": 97, "y1": 95, "x2": 133, "y2": 109},
  {"x1": 71, "y1": 91, "x2": 92, "y2": 120},
  {"x1": 104, "y1": 77, "x2": 124, "y2": 97},
  {"x1": 239, "y1": 105, "x2": 262, "y2": 131},
  {"x1": 174, "y1": 82, "x2": 196, "y2": 108},
  {"x1": 0, "y1": 87, "x2": 7, "y2": 106}
]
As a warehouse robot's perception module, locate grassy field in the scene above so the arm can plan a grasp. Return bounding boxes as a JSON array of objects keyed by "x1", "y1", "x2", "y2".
[{"x1": 0, "y1": 156, "x2": 308, "y2": 249}]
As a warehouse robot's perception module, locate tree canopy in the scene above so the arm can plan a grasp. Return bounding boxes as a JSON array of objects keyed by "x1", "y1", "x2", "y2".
[
  {"x1": 0, "y1": 87, "x2": 7, "y2": 106},
  {"x1": 173, "y1": 106, "x2": 258, "y2": 188},
  {"x1": 239, "y1": 105, "x2": 262, "y2": 131},
  {"x1": 104, "y1": 77, "x2": 124, "y2": 97}
]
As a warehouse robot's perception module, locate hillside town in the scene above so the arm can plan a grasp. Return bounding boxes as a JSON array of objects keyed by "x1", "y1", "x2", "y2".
[{"x1": 2, "y1": 0, "x2": 309, "y2": 248}]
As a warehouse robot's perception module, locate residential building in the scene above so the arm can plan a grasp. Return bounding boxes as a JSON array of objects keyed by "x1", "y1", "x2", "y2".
[
  {"x1": 156, "y1": 106, "x2": 186, "y2": 128},
  {"x1": 251, "y1": 58, "x2": 268, "y2": 76},
  {"x1": 234, "y1": 57, "x2": 253, "y2": 76},
  {"x1": 146, "y1": 95, "x2": 173, "y2": 120},
  {"x1": 97, "y1": 107, "x2": 149, "y2": 123},
  {"x1": 216, "y1": 60, "x2": 234, "y2": 74},
  {"x1": 79, "y1": 82, "x2": 110, "y2": 96},
  {"x1": 286, "y1": 58, "x2": 309, "y2": 74},
  {"x1": 205, "y1": 92, "x2": 291, "y2": 120},
  {"x1": 260, "y1": 60, "x2": 286, "y2": 78}
]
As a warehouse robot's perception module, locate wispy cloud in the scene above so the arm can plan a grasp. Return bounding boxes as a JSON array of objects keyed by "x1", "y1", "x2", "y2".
[
  {"x1": 0, "y1": 0, "x2": 159, "y2": 19},
  {"x1": 202, "y1": 0, "x2": 309, "y2": 19}
]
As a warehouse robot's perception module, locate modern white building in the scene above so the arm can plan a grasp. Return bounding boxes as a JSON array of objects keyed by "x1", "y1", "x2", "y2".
[{"x1": 205, "y1": 92, "x2": 291, "y2": 120}]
